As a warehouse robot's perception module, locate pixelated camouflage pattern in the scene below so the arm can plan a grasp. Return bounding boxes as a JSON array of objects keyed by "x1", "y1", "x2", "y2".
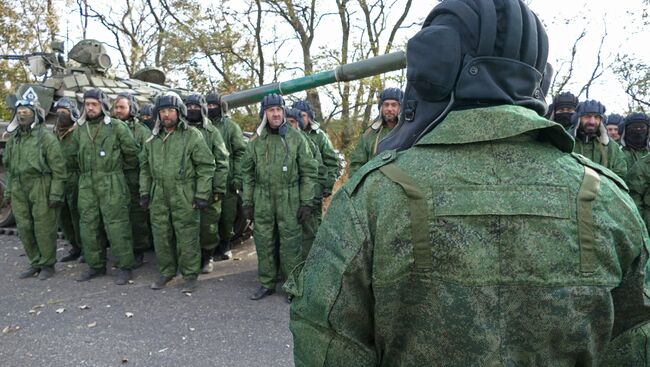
[
  {"x1": 124, "y1": 117, "x2": 152, "y2": 253},
  {"x1": 307, "y1": 128, "x2": 338, "y2": 193},
  {"x1": 348, "y1": 123, "x2": 392, "y2": 177},
  {"x1": 573, "y1": 135, "x2": 628, "y2": 178},
  {"x1": 626, "y1": 154, "x2": 650, "y2": 231},
  {"x1": 288, "y1": 105, "x2": 650, "y2": 366},
  {"x1": 623, "y1": 147, "x2": 649, "y2": 172}
]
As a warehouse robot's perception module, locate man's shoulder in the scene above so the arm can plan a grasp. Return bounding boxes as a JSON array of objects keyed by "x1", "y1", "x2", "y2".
[
  {"x1": 570, "y1": 152, "x2": 628, "y2": 192},
  {"x1": 344, "y1": 149, "x2": 398, "y2": 195}
]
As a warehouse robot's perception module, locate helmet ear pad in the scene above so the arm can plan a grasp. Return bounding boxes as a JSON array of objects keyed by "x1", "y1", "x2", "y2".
[{"x1": 407, "y1": 25, "x2": 462, "y2": 103}]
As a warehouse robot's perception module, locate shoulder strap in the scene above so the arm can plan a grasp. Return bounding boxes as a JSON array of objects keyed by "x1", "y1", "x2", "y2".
[{"x1": 576, "y1": 165, "x2": 601, "y2": 275}]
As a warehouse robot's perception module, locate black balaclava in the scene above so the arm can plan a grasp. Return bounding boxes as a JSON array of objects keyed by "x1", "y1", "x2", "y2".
[
  {"x1": 622, "y1": 112, "x2": 650, "y2": 149},
  {"x1": 205, "y1": 92, "x2": 222, "y2": 120},
  {"x1": 552, "y1": 92, "x2": 578, "y2": 128}
]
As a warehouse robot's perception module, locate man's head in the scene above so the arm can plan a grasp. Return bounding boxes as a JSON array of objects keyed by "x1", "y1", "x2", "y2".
[
  {"x1": 140, "y1": 103, "x2": 154, "y2": 129},
  {"x1": 286, "y1": 107, "x2": 304, "y2": 130},
  {"x1": 260, "y1": 94, "x2": 286, "y2": 130},
  {"x1": 82, "y1": 89, "x2": 111, "y2": 120},
  {"x1": 622, "y1": 112, "x2": 650, "y2": 149},
  {"x1": 112, "y1": 93, "x2": 139, "y2": 121},
  {"x1": 53, "y1": 98, "x2": 79, "y2": 128},
  {"x1": 552, "y1": 92, "x2": 579, "y2": 128},
  {"x1": 292, "y1": 100, "x2": 314, "y2": 131},
  {"x1": 605, "y1": 113, "x2": 623, "y2": 141},
  {"x1": 379, "y1": 87, "x2": 403, "y2": 124},
  {"x1": 575, "y1": 100, "x2": 606, "y2": 136},
  {"x1": 377, "y1": 0, "x2": 549, "y2": 152},
  {"x1": 205, "y1": 92, "x2": 222, "y2": 119},
  {"x1": 6, "y1": 99, "x2": 46, "y2": 133},
  {"x1": 154, "y1": 92, "x2": 187, "y2": 131},
  {"x1": 185, "y1": 94, "x2": 208, "y2": 125}
]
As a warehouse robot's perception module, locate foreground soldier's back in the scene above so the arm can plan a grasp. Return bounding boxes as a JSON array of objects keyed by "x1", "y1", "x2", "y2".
[{"x1": 288, "y1": 0, "x2": 650, "y2": 366}]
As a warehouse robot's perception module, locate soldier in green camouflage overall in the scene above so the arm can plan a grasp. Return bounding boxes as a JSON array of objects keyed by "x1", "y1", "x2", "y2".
[{"x1": 288, "y1": 1, "x2": 650, "y2": 365}]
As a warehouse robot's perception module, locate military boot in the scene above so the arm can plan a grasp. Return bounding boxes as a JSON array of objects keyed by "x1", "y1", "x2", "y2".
[
  {"x1": 200, "y1": 250, "x2": 214, "y2": 274},
  {"x1": 115, "y1": 269, "x2": 132, "y2": 285},
  {"x1": 19, "y1": 266, "x2": 40, "y2": 279},
  {"x1": 38, "y1": 266, "x2": 55, "y2": 280},
  {"x1": 250, "y1": 286, "x2": 275, "y2": 300},
  {"x1": 181, "y1": 278, "x2": 197, "y2": 293},
  {"x1": 76, "y1": 267, "x2": 106, "y2": 282},
  {"x1": 150, "y1": 275, "x2": 173, "y2": 290},
  {"x1": 60, "y1": 247, "x2": 81, "y2": 262},
  {"x1": 133, "y1": 251, "x2": 144, "y2": 269}
]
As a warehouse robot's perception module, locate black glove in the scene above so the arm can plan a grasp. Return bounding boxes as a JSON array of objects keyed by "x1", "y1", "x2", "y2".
[
  {"x1": 48, "y1": 200, "x2": 63, "y2": 209},
  {"x1": 139, "y1": 194, "x2": 150, "y2": 209},
  {"x1": 297, "y1": 206, "x2": 313, "y2": 224},
  {"x1": 192, "y1": 198, "x2": 209, "y2": 209},
  {"x1": 242, "y1": 206, "x2": 254, "y2": 221},
  {"x1": 322, "y1": 189, "x2": 332, "y2": 198}
]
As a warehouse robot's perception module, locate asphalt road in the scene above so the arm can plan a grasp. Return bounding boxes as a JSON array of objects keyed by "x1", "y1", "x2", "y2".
[{"x1": 0, "y1": 236, "x2": 294, "y2": 367}]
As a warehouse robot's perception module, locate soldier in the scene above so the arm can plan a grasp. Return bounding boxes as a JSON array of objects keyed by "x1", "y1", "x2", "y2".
[
  {"x1": 286, "y1": 107, "x2": 325, "y2": 258},
  {"x1": 185, "y1": 94, "x2": 229, "y2": 274},
  {"x1": 571, "y1": 100, "x2": 627, "y2": 177},
  {"x1": 112, "y1": 92, "x2": 152, "y2": 267},
  {"x1": 287, "y1": 0, "x2": 650, "y2": 365},
  {"x1": 205, "y1": 92, "x2": 247, "y2": 260},
  {"x1": 53, "y1": 98, "x2": 82, "y2": 262},
  {"x1": 140, "y1": 103, "x2": 155, "y2": 130},
  {"x1": 549, "y1": 91, "x2": 578, "y2": 130},
  {"x1": 242, "y1": 94, "x2": 317, "y2": 300},
  {"x1": 292, "y1": 100, "x2": 338, "y2": 224},
  {"x1": 606, "y1": 113, "x2": 623, "y2": 142},
  {"x1": 348, "y1": 87, "x2": 403, "y2": 177},
  {"x1": 140, "y1": 92, "x2": 216, "y2": 292},
  {"x1": 619, "y1": 112, "x2": 650, "y2": 168},
  {"x1": 73, "y1": 89, "x2": 138, "y2": 285},
  {"x1": 3, "y1": 99, "x2": 67, "y2": 280}
]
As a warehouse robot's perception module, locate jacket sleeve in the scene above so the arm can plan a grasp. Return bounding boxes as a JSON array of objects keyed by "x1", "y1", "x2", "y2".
[
  {"x1": 43, "y1": 133, "x2": 67, "y2": 202},
  {"x1": 210, "y1": 128, "x2": 229, "y2": 195},
  {"x1": 241, "y1": 141, "x2": 256, "y2": 207},
  {"x1": 190, "y1": 129, "x2": 216, "y2": 201},
  {"x1": 139, "y1": 140, "x2": 152, "y2": 197},
  {"x1": 2, "y1": 137, "x2": 13, "y2": 197},
  {"x1": 228, "y1": 118, "x2": 247, "y2": 191},
  {"x1": 287, "y1": 188, "x2": 377, "y2": 367},
  {"x1": 297, "y1": 135, "x2": 318, "y2": 207},
  {"x1": 348, "y1": 133, "x2": 370, "y2": 178},
  {"x1": 625, "y1": 158, "x2": 650, "y2": 229},
  {"x1": 609, "y1": 143, "x2": 628, "y2": 178},
  {"x1": 316, "y1": 132, "x2": 340, "y2": 193}
]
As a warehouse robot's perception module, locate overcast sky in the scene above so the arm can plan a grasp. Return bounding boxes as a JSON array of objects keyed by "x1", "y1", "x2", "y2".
[{"x1": 58, "y1": 0, "x2": 649, "y2": 114}]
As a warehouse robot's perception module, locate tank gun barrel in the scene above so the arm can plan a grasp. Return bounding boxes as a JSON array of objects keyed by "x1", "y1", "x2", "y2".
[{"x1": 222, "y1": 51, "x2": 406, "y2": 109}]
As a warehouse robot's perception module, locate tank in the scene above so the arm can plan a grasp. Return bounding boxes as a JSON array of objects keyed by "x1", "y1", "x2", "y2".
[{"x1": 0, "y1": 40, "x2": 407, "y2": 239}]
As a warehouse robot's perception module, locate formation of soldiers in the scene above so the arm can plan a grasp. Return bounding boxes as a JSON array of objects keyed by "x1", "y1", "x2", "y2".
[{"x1": 4, "y1": 0, "x2": 650, "y2": 363}]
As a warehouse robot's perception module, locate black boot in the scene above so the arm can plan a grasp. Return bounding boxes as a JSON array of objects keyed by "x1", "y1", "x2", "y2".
[
  {"x1": 216, "y1": 241, "x2": 232, "y2": 261},
  {"x1": 19, "y1": 266, "x2": 40, "y2": 279},
  {"x1": 133, "y1": 252, "x2": 144, "y2": 269},
  {"x1": 76, "y1": 267, "x2": 106, "y2": 282},
  {"x1": 60, "y1": 247, "x2": 81, "y2": 262},
  {"x1": 181, "y1": 278, "x2": 197, "y2": 293},
  {"x1": 115, "y1": 269, "x2": 132, "y2": 285},
  {"x1": 150, "y1": 275, "x2": 173, "y2": 290},
  {"x1": 200, "y1": 250, "x2": 214, "y2": 274},
  {"x1": 250, "y1": 286, "x2": 275, "y2": 300},
  {"x1": 38, "y1": 266, "x2": 55, "y2": 280}
]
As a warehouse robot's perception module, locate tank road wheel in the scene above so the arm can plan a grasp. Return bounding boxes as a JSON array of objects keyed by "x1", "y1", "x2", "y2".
[{"x1": 0, "y1": 176, "x2": 15, "y2": 227}]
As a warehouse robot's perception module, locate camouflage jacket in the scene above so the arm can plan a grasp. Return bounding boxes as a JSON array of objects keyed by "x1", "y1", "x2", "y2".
[
  {"x1": 287, "y1": 105, "x2": 650, "y2": 366},
  {"x1": 623, "y1": 147, "x2": 649, "y2": 171},
  {"x1": 348, "y1": 121, "x2": 393, "y2": 178},
  {"x1": 573, "y1": 133, "x2": 628, "y2": 178}
]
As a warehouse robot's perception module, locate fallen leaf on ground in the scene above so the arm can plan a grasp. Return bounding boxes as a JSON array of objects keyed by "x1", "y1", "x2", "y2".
[
  {"x1": 55, "y1": 308, "x2": 65, "y2": 314},
  {"x1": 87, "y1": 322, "x2": 97, "y2": 328},
  {"x1": 125, "y1": 312, "x2": 134, "y2": 318}
]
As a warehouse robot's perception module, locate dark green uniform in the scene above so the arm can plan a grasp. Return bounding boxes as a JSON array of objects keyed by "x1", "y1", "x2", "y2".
[
  {"x1": 298, "y1": 129, "x2": 325, "y2": 258},
  {"x1": 573, "y1": 134, "x2": 628, "y2": 178},
  {"x1": 288, "y1": 106, "x2": 650, "y2": 366},
  {"x1": 4, "y1": 123, "x2": 67, "y2": 269},
  {"x1": 305, "y1": 127, "x2": 338, "y2": 222},
  {"x1": 242, "y1": 125, "x2": 317, "y2": 288},
  {"x1": 57, "y1": 127, "x2": 82, "y2": 255},
  {"x1": 210, "y1": 115, "x2": 245, "y2": 247},
  {"x1": 626, "y1": 154, "x2": 650, "y2": 230},
  {"x1": 124, "y1": 117, "x2": 152, "y2": 254},
  {"x1": 622, "y1": 147, "x2": 648, "y2": 170},
  {"x1": 348, "y1": 121, "x2": 393, "y2": 177},
  {"x1": 73, "y1": 115, "x2": 138, "y2": 270},
  {"x1": 140, "y1": 124, "x2": 216, "y2": 279},
  {"x1": 194, "y1": 119, "x2": 229, "y2": 255}
]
